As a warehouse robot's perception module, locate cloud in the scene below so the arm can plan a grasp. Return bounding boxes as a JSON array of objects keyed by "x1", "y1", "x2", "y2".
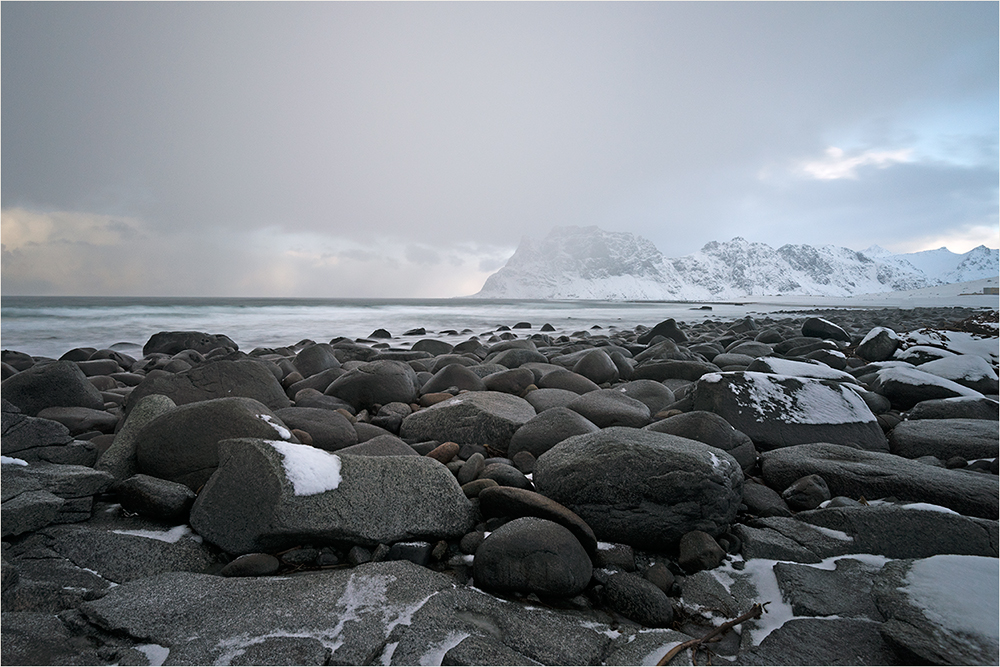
[
  {"x1": 798, "y1": 147, "x2": 914, "y2": 180},
  {"x1": 886, "y1": 224, "x2": 1000, "y2": 254},
  {"x1": 1, "y1": 207, "x2": 144, "y2": 250}
]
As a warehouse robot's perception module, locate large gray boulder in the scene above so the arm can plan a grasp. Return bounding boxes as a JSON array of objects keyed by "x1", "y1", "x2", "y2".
[
  {"x1": 760, "y1": 443, "x2": 998, "y2": 519},
  {"x1": 533, "y1": 427, "x2": 744, "y2": 550},
  {"x1": 1, "y1": 361, "x2": 105, "y2": 416},
  {"x1": 692, "y1": 371, "x2": 887, "y2": 452},
  {"x1": 473, "y1": 517, "x2": 592, "y2": 597},
  {"x1": 189, "y1": 438, "x2": 475, "y2": 554},
  {"x1": 292, "y1": 343, "x2": 341, "y2": 378},
  {"x1": 400, "y1": 391, "x2": 535, "y2": 452},
  {"x1": 125, "y1": 360, "x2": 291, "y2": 414},
  {"x1": 324, "y1": 360, "x2": 418, "y2": 410},
  {"x1": 873, "y1": 555, "x2": 998, "y2": 665},
  {"x1": 507, "y1": 407, "x2": 600, "y2": 459},
  {"x1": 136, "y1": 397, "x2": 298, "y2": 491},
  {"x1": 888, "y1": 418, "x2": 999, "y2": 460},
  {"x1": 905, "y1": 396, "x2": 999, "y2": 421}
]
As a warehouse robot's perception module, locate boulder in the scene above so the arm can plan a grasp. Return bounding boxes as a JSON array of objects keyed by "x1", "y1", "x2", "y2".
[
  {"x1": 916, "y1": 354, "x2": 999, "y2": 395},
  {"x1": 535, "y1": 369, "x2": 602, "y2": 394},
  {"x1": 801, "y1": 317, "x2": 851, "y2": 342},
  {"x1": 566, "y1": 388, "x2": 651, "y2": 428},
  {"x1": 1, "y1": 360, "x2": 106, "y2": 416},
  {"x1": 855, "y1": 327, "x2": 901, "y2": 362},
  {"x1": 400, "y1": 392, "x2": 535, "y2": 452},
  {"x1": 571, "y1": 349, "x2": 619, "y2": 384},
  {"x1": 482, "y1": 367, "x2": 536, "y2": 395},
  {"x1": 637, "y1": 318, "x2": 688, "y2": 345},
  {"x1": 533, "y1": 427, "x2": 744, "y2": 550},
  {"x1": 35, "y1": 406, "x2": 118, "y2": 435},
  {"x1": 1, "y1": 401, "x2": 74, "y2": 458},
  {"x1": 96, "y1": 394, "x2": 176, "y2": 481},
  {"x1": 114, "y1": 474, "x2": 196, "y2": 522},
  {"x1": 523, "y1": 388, "x2": 581, "y2": 412},
  {"x1": 325, "y1": 360, "x2": 418, "y2": 411},
  {"x1": 189, "y1": 438, "x2": 475, "y2": 554},
  {"x1": 614, "y1": 380, "x2": 676, "y2": 415},
  {"x1": 507, "y1": 407, "x2": 600, "y2": 460},
  {"x1": 870, "y1": 366, "x2": 983, "y2": 411},
  {"x1": 335, "y1": 434, "x2": 418, "y2": 457},
  {"x1": 760, "y1": 443, "x2": 998, "y2": 519},
  {"x1": 143, "y1": 331, "x2": 238, "y2": 356},
  {"x1": 888, "y1": 418, "x2": 998, "y2": 460},
  {"x1": 274, "y1": 407, "x2": 358, "y2": 451},
  {"x1": 872, "y1": 555, "x2": 998, "y2": 665},
  {"x1": 292, "y1": 343, "x2": 341, "y2": 378},
  {"x1": 136, "y1": 397, "x2": 298, "y2": 491},
  {"x1": 692, "y1": 372, "x2": 887, "y2": 452},
  {"x1": 632, "y1": 360, "x2": 721, "y2": 382},
  {"x1": 473, "y1": 517, "x2": 592, "y2": 597},
  {"x1": 125, "y1": 360, "x2": 291, "y2": 414},
  {"x1": 478, "y1": 486, "x2": 598, "y2": 555},
  {"x1": 905, "y1": 396, "x2": 999, "y2": 421},
  {"x1": 485, "y1": 348, "x2": 549, "y2": 369},
  {"x1": 744, "y1": 357, "x2": 858, "y2": 383},
  {"x1": 603, "y1": 572, "x2": 674, "y2": 627},
  {"x1": 420, "y1": 364, "x2": 487, "y2": 394},
  {"x1": 644, "y1": 410, "x2": 757, "y2": 471}
]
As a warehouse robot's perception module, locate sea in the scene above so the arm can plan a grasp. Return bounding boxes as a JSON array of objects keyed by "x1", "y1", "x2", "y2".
[{"x1": 0, "y1": 296, "x2": 839, "y2": 360}]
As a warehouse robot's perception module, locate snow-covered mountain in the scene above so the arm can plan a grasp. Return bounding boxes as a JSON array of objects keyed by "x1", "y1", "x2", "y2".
[{"x1": 473, "y1": 226, "x2": 999, "y2": 300}]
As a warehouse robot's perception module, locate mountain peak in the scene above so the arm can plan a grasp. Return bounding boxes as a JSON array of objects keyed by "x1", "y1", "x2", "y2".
[{"x1": 474, "y1": 228, "x2": 999, "y2": 299}]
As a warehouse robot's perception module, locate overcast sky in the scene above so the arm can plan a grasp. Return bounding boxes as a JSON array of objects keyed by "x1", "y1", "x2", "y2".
[{"x1": 3, "y1": 2, "x2": 997, "y2": 297}]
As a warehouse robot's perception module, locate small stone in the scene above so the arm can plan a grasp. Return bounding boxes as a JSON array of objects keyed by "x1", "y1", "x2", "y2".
[
  {"x1": 781, "y1": 474, "x2": 831, "y2": 511},
  {"x1": 347, "y1": 546, "x2": 371, "y2": 565},
  {"x1": 220, "y1": 553, "x2": 280, "y2": 577},
  {"x1": 678, "y1": 530, "x2": 725, "y2": 573},
  {"x1": 461, "y1": 478, "x2": 499, "y2": 498},
  {"x1": 426, "y1": 441, "x2": 460, "y2": 464},
  {"x1": 290, "y1": 428, "x2": 313, "y2": 445}
]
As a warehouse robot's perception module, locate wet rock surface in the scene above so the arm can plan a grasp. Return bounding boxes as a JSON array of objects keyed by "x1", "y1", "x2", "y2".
[{"x1": 2, "y1": 307, "x2": 997, "y2": 665}]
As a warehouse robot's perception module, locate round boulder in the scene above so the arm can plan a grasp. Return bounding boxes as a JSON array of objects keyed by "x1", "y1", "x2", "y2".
[
  {"x1": 399, "y1": 391, "x2": 535, "y2": 452},
  {"x1": 473, "y1": 517, "x2": 592, "y2": 597},
  {"x1": 533, "y1": 427, "x2": 744, "y2": 550},
  {"x1": 507, "y1": 407, "x2": 600, "y2": 459},
  {"x1": 1, "y1": 360, "x2": 106, "y2": 417},
  {"x1": 325, "y1": 360, "x2": 418, "y2": 411},
  {"x1": 566, "y1": 388, "x2": 651, "y2": 428}
]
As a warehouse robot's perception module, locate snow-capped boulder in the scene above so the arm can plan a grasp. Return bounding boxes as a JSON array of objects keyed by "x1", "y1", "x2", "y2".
[
  {"x1": 190, "y1": 438, "x2": 475, "y2": 554},
  {"x1": 870, "y1": 366, "x2": 984, "y2": 410},
  {"x1": 692, "y1": 372, "x2": 887, "y2": 452},
  {"x1": 915, "y1": 354, "x2": 999, "y2": 395}
]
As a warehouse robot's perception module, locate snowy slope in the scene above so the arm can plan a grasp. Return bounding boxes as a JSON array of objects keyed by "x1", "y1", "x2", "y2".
[{"x1": 474, "y1": 227, "x2": 999, "y2": 300}]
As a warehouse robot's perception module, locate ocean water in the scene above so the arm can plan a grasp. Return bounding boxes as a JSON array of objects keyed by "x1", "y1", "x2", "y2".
[{"x1": 1, "y1": 296, "x2": 824, "y2": 359}]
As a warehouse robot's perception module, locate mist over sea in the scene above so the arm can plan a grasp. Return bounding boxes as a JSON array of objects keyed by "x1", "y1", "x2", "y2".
[{"x1": 0, "y1": 296, "x2": 836, "y2": 359}]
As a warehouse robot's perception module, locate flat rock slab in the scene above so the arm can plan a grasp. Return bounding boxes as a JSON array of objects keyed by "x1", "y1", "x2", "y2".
[
  {"x1": 872, "y1": 555, "x2": 999, "y2": 666},
  {"x1": 692, "y1": 371, "x2": 887, "y2": 452},
  {"x1": 1, "y1": 407, "x2": 74, "y2": 457},
  {"x1": 760, "y1": 443, "x2": 999, "y2": 520},
  {"x1": 80, "y1": 560, "x2": 620, "y2": 666},
  {"x1": 888, "y1": 418, "x2": 999, "y2": 460},
  {"x1": 190, "y1": 438, "x2": 475, "y2": 554}
]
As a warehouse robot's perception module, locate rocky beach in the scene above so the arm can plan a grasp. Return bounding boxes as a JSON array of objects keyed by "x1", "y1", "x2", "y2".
[{"x1": 2, "y1": 304, "x2": 998, "y2": 666}]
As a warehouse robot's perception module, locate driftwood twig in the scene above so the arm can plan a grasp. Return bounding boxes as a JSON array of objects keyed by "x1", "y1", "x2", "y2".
[{"x1": 656, "y1": 602, "x2": 769, "y2": 666}]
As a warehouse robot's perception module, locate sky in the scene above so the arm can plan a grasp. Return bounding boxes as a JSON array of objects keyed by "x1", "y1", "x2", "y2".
[{"x1": 2, "y1": 2, "x2": 997, "y2": 298}]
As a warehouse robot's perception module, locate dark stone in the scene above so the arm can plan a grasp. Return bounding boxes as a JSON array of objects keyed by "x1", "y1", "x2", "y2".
[
  {"x1": 888, "y1": 418, "x2": 998, "y2": 460},
  {"x1": 274, "y1": 406, "x2": 358, "y2": 451},
  {"x1": 637, "y1": 319, "x2": 688, "y2": 345},
  {"x1": 478, "y1": 486, "x2": 598, "y2": 556},
  {"x1": 1, "y1": 360, "x2": 106, "y2": 417},
  {"x1": 125, "y1": 360, "x2": 291, "y2": 414},
  {"x1": 781, "y1": 474, "x2": 831, "y2": 511},
  {"x1": 645, "y1": 410, "x2": 757, "y2": 470},
  {"x1": 421, "y1": 364, "x2": 487, "y2": 394},
  {"x1": 115, "y1": 474, "x2": 196, "y2": 522},
  {"x1": 801, "y1": 317, "x2": 851, "y2": 342},
  {"x1": 136, "y1": 397, "x2": 297, "y2": 491},
  {"x1": 220, "y1": 553, "x2": 280, "y2": 577},
  {"x1": 678, "y1": 530, "x2": 725, "y2": 572},
  {"x1": 507, "y1": 407, "x2": 600, "y2": 459},
  {"x1": 603, "y1": 572, "x2": 674, "y2": 627},
  {"x1": 906, "y1": 396, "x2": 999, "y2": 421},
  {"x1": 325, "y1": 360, "x2": 418, "y2": 411},
  {"x1": 143, "y1": 331, "x2": 238, "y2": 356},
  {"x1": 533, "y1": 427, "x2": 743, "y2": 550},
  {"x1": 400, "y1": 392, "x2": 535, "y2": 452},
  {"x1": 473, "y1": 517, "x2": 592, "y2": 597},
  {"x1": 566, "y1": 388, "x2": 651, "y2": 428}
]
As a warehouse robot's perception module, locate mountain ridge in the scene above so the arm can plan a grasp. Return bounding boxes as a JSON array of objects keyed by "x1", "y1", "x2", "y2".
[{"x1": 474, "y1": 226, "x2": 999, "y2": 300}]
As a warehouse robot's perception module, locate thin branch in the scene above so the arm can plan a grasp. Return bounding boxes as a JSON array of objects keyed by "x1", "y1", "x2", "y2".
[{"x1": 657, "y1": 602, "x2": 769, "y2": 666}]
